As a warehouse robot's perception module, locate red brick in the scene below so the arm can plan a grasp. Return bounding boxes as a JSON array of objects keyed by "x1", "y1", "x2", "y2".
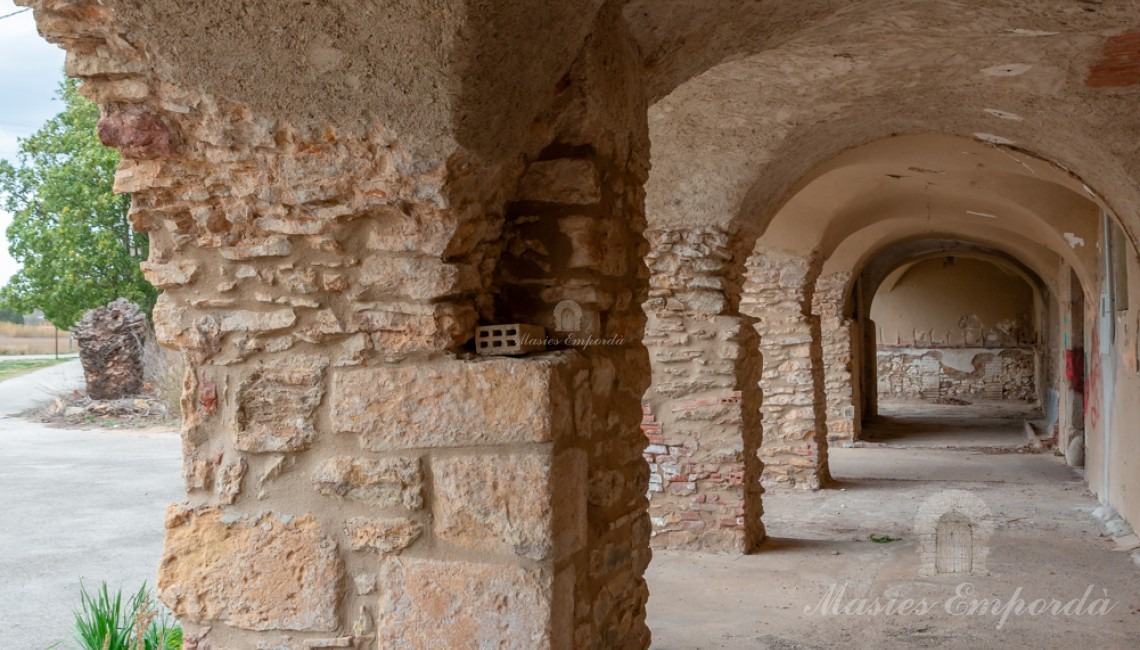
[{"x1": 1086, "y1": 30, "x2": 1140, "y2": 88}]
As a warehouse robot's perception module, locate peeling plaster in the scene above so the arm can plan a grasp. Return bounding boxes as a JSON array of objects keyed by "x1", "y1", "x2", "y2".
[{"x1": 1063, "y1": 233, "x2": 1086, "y2": 249}]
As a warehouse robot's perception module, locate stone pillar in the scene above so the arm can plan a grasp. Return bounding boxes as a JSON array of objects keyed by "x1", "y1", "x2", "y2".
[
  {"x1": 813, "y1": 272, "x2": 860, "y2": 443},
  {"x1": 743, "y1": 250, "x2": 832, "y2": 490},
  {"x1": 642, "y1": 227, "x2": 765, "y2": 553},
  {"x1": 35, "y1": 2, "x2": 654, "y2": 648}
]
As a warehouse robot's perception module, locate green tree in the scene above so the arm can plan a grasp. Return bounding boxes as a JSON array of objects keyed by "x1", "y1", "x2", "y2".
[{"x1": 0, "y1": 77, "x2": 155, "y2": 330}]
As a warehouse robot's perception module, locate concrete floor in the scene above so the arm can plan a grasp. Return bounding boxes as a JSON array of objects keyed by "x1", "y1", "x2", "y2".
[
  {"x1": 0, "y1": 361, "x2": 182, "y2": 649},
  {"x1": 646, "y1": 401, "x2": 1140, "y2": 649}
]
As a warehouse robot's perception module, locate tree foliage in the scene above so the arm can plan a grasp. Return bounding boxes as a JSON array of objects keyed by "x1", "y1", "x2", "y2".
[{"x1": 0, "y1": 77, "x2": 155, "y2": 330}]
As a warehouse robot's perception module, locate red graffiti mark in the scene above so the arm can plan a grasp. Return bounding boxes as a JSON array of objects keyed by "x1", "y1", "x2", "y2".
[
  {"x1": 199, "y1": 381, "x2": 217, "y2": 416},
  {"x1": 1066, "y1": 348, "x2": 1085, "y2": 394},
  {"x1": 1087, "y1": 328, "x2": 1102, "y2": 429}
]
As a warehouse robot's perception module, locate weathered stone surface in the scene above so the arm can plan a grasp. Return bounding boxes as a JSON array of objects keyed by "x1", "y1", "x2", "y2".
[
  {"x1": 433, "y1": 453, "x2": 553, "y2": 559},
  {"x1": 39, "y1": 6, "x2": 655, "y2": 647},
  {"x1": 312, "y1": 456, "x2": 423, "y2": 509},
  {"x1": 157, "y1": 507, "x2": 342, "y2": 631},
  {"x1": 558, "y1": 215, "x2": 625, "y2": 275},
  {"x1": 219, "y1": 236, "x2": 293, "y2": 260},
  {"x1": 517, "y1": 158, "x2": 601, "y2": 204},
  {"x1": 815, "y1": 271, "x2": 858, "y2": 444},
  {"x1": 331, "y1": 355, "x2": 574, "y2": 450},
  {"x1": 642, "y1": 227, "x2": 763, "y2": 551},
  {"x1": 877, "y1": 347, "x2": 1035, "y2": 401},
  {"x1": 235, "y1": 357, "x2": 326, "y2": 452},
  {"x1": 347, "y1": 301, "x2": 476, "y2": 353},
  {"x1": 344, "y1": 517, "x2": 423, "y2": 554},
  {"x1": 377, "y1": 558, "x2": 553, "y2": 648},
  {"x1": 216, "y1": 457, "x2": 247, "y2": 505},
  {"x1": 141, "y1": 259, "x2": 199, "y2": 288},
  {"x1": 97, "y1": 107, "x2": 171, "y2": 159},
  {"x1": 362, "y1": 206, "x2": 495, "y2": 258},
  {"x1": 358, "y1": 256, "x2": 473, "y2": 300},
  {"x1": 73, "y1": 299, "x2": 149, "y2": 400},
  {"x1": 218, "y1": 309, "x2": 297, "y2": 333}
]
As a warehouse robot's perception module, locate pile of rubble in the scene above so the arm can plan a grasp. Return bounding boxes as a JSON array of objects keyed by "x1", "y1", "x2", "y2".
[{"x1": 35, "y1": 391, "x2": 175, "y2": 427}]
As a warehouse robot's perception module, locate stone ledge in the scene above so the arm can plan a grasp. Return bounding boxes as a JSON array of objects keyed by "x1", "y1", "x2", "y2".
[{"x1": 330, "y1": 353, "x2": 582, "y2": 450}]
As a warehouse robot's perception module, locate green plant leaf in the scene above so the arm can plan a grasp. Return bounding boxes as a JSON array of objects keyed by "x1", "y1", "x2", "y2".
[{"x1": 71, "y1": 581, "x2": 182, "y2": 650}]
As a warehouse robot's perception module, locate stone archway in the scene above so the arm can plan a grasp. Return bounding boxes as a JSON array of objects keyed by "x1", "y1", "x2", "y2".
[{"x1": 21, "y1": 0, "x2": 1140, "y2": 646}]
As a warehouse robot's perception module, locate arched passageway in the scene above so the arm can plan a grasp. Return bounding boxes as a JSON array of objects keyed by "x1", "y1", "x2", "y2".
[{"x1": 853, "y1": 250, "x2": 1050, "y2": 450}]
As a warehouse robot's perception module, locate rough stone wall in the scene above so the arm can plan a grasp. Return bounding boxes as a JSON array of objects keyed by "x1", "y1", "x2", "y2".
[
  {"x1": 30, "y1": 1, "x2": 655, "y2": 648},
  {"x1": 488, "y1": 13, "x2": 656, "y2": 644},
  {"x1": 743, "y1": 250, "x2": 831, "y2": 490},
  {"x1": 642, "y1": 227, "x2": 764, "y2": 552},
  {"x1": 813, "y1": 271, "x2": 859, "y2": 443},
  {"x1": 877, "y1": 347, "x2": 1037, "y2": 402}
]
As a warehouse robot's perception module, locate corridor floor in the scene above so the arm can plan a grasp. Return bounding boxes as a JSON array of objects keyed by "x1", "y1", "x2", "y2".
[{"x1": 645, "y1": 401, "x2": 1140, "y2": 649}]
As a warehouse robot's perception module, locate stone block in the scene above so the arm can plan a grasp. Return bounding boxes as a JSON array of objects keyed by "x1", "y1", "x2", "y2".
[
  {"x1": 433, "y1": 451, "x2": 584, "y2": 560},
  {"x1": 140, "y1": 259, "x2": 199, "y2": 289},
  {"x1": 97, "y1": 107, "x2": 171, "y2": 159},
  {"x1": 217, "y1": 308, "x2": 297, "y2": 334},
  {"x1": 557, "y1": 215, "x2": 625, "y2": 274},
  {"x1": 377, "y1": 558, "x2": 554, "y2": 648},
  {"x1": 359, "y1": 204, "x2": 496, "y2": 258},
  {"x1": 157, "y1": 507, "x2": 342, "y2": 632},
  {"x1": 330, "y1": 354, "x2": 576, "y2": 450},
  {"x1": 344, "y1": 517, "x2": 423, "y2": 554},
  {"x1": 235, "y1": 357, "x2": 326, "y2": 452},
  {"x1": 312, "y1": 456, "x2": 423, "y2": 509},
  {"x1": 518, "y1": 159, "x2": 601, "y2": 204},
  {"x1": 348, "y1": 301, "x2": 476, "y2": 353},
  {"x1": 216, "y1": 457, "x2": 247, "y2": 505},
  {"x1": 358, "y1": 255, "x2": 473, "y2": 300},
  {"x1": 219, "y1": 236, "x2": 293, "y2": 260}
]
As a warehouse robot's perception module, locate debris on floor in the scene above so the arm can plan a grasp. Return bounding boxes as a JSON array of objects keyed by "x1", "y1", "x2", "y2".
[{"x1": 27, "y1": 390, "x2": 177, "y2": 429}]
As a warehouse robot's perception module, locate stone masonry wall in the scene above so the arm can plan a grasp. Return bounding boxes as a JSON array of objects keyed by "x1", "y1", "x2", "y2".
[
  {"x1": 642, "y1": 227, "x2": 765, "y2": 553},
  {"x1": 488, "y1": 12, "x2": 657, "y2": 642},
  {"x1": 814, "y1": 271, "x2": 859, "y2": 443},
  {"x1": 743, "y1": 250, "x2": 831, "y2": 490},
  {"x1": 30, "y1": 1, "x2": 655, "y2": 647},
  {"x1": 877, "y1": 347, "x2": 1037, "y2": 401}
]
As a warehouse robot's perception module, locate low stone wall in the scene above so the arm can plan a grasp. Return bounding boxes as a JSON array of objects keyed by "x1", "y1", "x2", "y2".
[{"x1": 877, "y1": 347, "x2": 1036, "y2": 401}]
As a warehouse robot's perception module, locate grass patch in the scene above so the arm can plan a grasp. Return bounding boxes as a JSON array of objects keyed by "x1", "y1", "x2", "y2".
[
  {"x1": 66, "y1": 582, "x2": 181, "y2": 650},
  {"x1": 0, "y1": 357, "x2": 69, "y2": 382}
]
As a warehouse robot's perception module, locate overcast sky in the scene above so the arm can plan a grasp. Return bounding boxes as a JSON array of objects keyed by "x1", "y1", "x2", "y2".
[{"x1": 0, "y1": 0, "x2": 67, "y2": 286}]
